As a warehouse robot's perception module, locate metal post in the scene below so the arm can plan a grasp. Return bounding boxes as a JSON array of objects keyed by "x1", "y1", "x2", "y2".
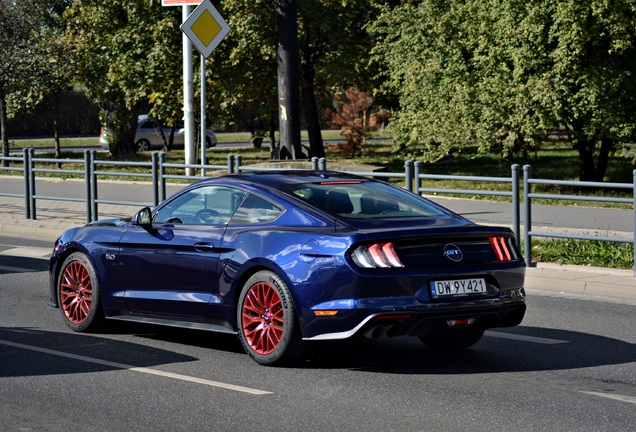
[
  {"x1": 633, "y1": 169, "x2": 636, "y2": 276},
  {"x1": 414, "y1": 161, "x2": 422, "y2": 196},
  {"x1": 311, "y1": 157, "x2": 318, "y2": 170},
  {"x1": 84, "y1": 151, "x2": 92, "y2": 223},
  {"x1": 200, "y1": 54, "x2": 207, "y2": 177},
  {"x1": 28, "y1": 149, "x2": 36, "y2": 220},
  {"x1": 159, "y1": 152, "x2": 166, "y2": 202},
  {"x1": 319, "y1": 157, "x2": 326, "y2": 171},
  {"x1": 512, "y1": 164, "x2": 520, "y2": 249},
  {"x1": 183, "y1": 5, "x2": 196, "y2": 176},
  {"x1": 235, "y1": 155, "x2": 243, "y2": 173},
  {"x1": 523, "y1": 165, "x2": 532, "y2": 266},
  {"x1": 23, "y1": 149, "x2": 30, "y2": 219},
  {"x1": 90, "y1": 151, "x2": 98, "y2": 222},
  {"x1": 152, "y1": 152, "x2": 159, "y2": 207},
  {"x1": 405, "y1": 160, "x2": 413, "y2": 192},
  {"x1": 227, "y1": 154, "x2": 234, "y2": 174}
]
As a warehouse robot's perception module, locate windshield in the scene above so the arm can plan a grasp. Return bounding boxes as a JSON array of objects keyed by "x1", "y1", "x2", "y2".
[{"x1": 280, "y1": 180, "x2": 448, "y2": 219}]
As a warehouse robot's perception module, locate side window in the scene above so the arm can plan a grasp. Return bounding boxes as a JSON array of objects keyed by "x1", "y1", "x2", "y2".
[
  {"x1": 229, "y1": 194, "x2": 283, "y2": 225},
  {"x1": 154, "y1": 186, "x2": 248, "y2": 225}
]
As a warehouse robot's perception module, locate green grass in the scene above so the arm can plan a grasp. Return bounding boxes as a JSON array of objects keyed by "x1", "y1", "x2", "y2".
[
  {"x1": 529, "y1": 238, "x2": 634, "y2": 269},
  {"x1": 9, "y1": 137, "x2": 100, "y2": 148},
  {"x1": 8, "y1": 130, "x2": 346, "y2": 147}
]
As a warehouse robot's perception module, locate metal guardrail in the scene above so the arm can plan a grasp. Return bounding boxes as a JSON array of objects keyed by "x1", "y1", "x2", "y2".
[
  {"x1": 0, "y1": 150, "x2": 30, "y2": 219},
  {"x1": 1, "y1": 149, "x2": 635, "y2": 274},
  {"x1": 414, "y1": 161, "x2": 522, "y2": 247},
  {"x1": 523, "y1": 165, "x2": 636, "y2": 270}
]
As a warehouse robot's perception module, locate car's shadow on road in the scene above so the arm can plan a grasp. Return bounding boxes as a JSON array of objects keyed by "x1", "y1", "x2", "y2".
[
  {"x1": 3, "y1": 324, "x2": 634, "y2": 375},
  {"x1": 0, "y1": 326, "x2": 203, "y2": 378},
  {"x1": 300, "y1": 326, "x2": 636, "y2": 373}
]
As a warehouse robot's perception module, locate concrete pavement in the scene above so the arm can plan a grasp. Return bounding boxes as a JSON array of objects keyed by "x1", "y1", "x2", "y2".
[{"x1": 0, "y1": 183, "x2": 634, "y2": 305}]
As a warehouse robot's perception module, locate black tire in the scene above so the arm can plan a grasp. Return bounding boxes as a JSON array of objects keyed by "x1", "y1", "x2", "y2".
[
  {"x1": 136, "y1": 139, "x2": 151, "y2": 152},
  {"x1": 252, "y1": 137, "x2": 263, "y2": 149},
  {"x1": 237, "y1": 271, "x2": 305, "y2": 366},
  {"x1": 419, "y1": 327, "x2": 485, "y2": 351},
  {"x1": 57, "y1": 252, "x2": 105, "y2": 332},
  {"x1": 206, "y1": 137, "x2": 216, "y2": 148}
]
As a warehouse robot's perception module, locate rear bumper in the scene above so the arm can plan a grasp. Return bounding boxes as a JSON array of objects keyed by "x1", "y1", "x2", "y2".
[{"x1": 302, "y1": 288, "x2": 526, "y2": 341}]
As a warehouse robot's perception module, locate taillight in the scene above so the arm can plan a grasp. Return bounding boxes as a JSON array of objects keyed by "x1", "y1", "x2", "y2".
[
  {"x1": 351, "y1": 242, "x2": 404, "y2": 268},
  {"x1": 489, "y1": 237, "x2": 518, "y2": 262}
]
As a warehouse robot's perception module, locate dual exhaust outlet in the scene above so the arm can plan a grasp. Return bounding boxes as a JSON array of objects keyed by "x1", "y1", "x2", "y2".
[{"x1": 363, "y1": 324, "x2": 401, "y2": 339}]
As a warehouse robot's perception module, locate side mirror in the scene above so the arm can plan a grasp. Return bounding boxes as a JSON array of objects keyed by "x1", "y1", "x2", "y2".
[{"x1": 132, "y1": 207, "x2": 152, "y2": 226}]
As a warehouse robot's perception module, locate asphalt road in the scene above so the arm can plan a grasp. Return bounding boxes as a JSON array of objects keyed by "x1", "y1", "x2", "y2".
[{"x1": 0, "y1": 235, "x2": 634, "y2": 432}]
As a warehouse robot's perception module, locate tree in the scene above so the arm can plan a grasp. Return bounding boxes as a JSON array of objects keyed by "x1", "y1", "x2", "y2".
[
  {"x1": 204, "y1": 1, "x2": 279, "y2": 151},
  {"x1": 10, "y1": 1, "x2": 74, "y2": 160},
  {"x1": 371, "y1": 0, "x2": 636, "y2": 181},
  {"x1": 62, "y1": 0, "x2": 183, "y2": 158},
  {"x1": 0, "y1": 0, "x2": 55, "y2": 165},
  {"x1": 297, "y1": 0, "x2": 377, "y2": 159},
  {"x1": 208, "y1": 0, "x2": 377, "y2": 159},
  {"x1": 326, "y1": 87, "x2": 389, "y2": 157}
]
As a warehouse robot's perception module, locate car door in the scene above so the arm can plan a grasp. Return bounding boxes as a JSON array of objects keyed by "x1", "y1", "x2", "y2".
[{"x1": 117, "y1": 185, "x2": 247, "y2": 318}]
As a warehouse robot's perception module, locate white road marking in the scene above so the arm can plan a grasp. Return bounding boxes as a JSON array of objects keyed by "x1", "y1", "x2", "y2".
[
  {"x1": 0, "y1": 339, "x2": 271, "y2": 395},
  {"x1": 1, "y1": 247, "x2": 51, "y2": 258},
  {"x1": 580, "y1": 391, "x2": 636, "y2": 406},
  {"x1": 485, "y1": 330, "x2": 569, "y2": 345}
]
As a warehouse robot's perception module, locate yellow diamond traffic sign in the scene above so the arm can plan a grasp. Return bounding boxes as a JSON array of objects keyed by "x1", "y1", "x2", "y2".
[
  {"x1": 180, "y1": 0, "x2": 230, "y2": 58},
  {"x1": 192, "y1": 9, "x2": 222, "y2": 46}
]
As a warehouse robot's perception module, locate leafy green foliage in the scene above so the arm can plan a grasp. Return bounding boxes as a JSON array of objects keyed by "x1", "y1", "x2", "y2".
[
  {"x1": 1, "y1": 0, "x2": 72, "y2": 161},
  {"x1": 370, "y1": 0, "x2": 636, "y2": 181},
  {"x1": 207, "y1": 0, "x2": 377, "y2": 156},
  {"x1": 62, "y1": 0, "x2": 182, "y2": 158}
]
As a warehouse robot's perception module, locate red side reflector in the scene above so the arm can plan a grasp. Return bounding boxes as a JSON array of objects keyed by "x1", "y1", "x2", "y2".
[
  {"x1": 376, "y1": 314, "x2": 412, "y2": 320},
  {"x1": 446, "y1": 318, "x2": 476, "y2": 327}
]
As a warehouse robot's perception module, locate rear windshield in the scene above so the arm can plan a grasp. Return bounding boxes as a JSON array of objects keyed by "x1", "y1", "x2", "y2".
[{"x1": 280, "y1": 180, "x2": 447, "y2": 219}]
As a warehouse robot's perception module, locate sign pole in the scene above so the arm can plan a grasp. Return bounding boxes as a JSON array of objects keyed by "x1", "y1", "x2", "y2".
[
  {"x1": 183, "y1": 5, "x2": 195, "y2": 176},
  {"x1": 177, "y1": 0, "x2": 230, "y2": 178},
  {"x1": 200, "y1": 54, "x2": 206, "y2": 176}
]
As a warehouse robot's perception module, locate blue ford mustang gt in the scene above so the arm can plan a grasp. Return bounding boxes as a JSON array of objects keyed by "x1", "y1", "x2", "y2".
[{"x1": 48, "y1": 171, "x2": 526, "y2": 365}]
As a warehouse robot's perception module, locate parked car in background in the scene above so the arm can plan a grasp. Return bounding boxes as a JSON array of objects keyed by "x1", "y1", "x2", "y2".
[{"x1": 99, "y1": 114, "x2": 218, "y2": 151}]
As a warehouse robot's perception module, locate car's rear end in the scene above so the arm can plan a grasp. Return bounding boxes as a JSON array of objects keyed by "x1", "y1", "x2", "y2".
[
  {"x1": 268, "y1": 172, "x2": 526, "y2": 348},
  {"x1": 297, "y1": 223, "x2": 525, "y2": 345}
]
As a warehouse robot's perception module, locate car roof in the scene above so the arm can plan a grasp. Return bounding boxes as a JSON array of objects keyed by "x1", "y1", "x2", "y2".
[{"x1": 218, "y1": 170, "x2": 371, "y2": 188}]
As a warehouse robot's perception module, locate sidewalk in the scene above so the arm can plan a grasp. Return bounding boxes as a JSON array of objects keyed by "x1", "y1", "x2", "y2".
[{"x1": 0, "y1": 194, "x2": 634, "y2": 304}]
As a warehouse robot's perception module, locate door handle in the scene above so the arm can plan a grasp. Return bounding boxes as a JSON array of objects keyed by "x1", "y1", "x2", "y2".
[{"x1": 194, "y1": 242, "x2": 215, "y2": 252}]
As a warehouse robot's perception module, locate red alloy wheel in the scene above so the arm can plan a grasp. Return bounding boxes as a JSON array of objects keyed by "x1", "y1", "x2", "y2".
[
  {"x1": 241, "y1": 281, "x2": 284, "y2": 355},
  {"x1": 59, "y1": 260, "x2": 93, "y2": 325}
]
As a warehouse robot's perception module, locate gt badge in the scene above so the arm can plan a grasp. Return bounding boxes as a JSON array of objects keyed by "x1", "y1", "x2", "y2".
[{"x1": 443, "y1": 244, "x2": 463, "y2": 262}]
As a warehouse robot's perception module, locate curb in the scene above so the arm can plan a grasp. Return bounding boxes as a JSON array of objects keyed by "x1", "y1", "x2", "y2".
[{"x1": 525, "y1": 263, "x2": 635, "y2": 303}]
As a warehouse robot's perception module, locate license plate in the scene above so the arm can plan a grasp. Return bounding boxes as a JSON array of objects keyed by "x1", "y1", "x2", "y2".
[{"x1": 431, "y1": 278, "x2": 487, "y2": 298}]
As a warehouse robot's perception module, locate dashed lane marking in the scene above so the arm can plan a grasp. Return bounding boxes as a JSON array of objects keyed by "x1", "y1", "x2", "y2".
[
  {"x1": 0, "y1": 246, "x2": 51, "y2": 258},
  {"x1": 485, "y1": 330, "x2": 569, "y2": 345},
  {"x1": 580, "y1": 391, "x2": 636, "y2": 406}
]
